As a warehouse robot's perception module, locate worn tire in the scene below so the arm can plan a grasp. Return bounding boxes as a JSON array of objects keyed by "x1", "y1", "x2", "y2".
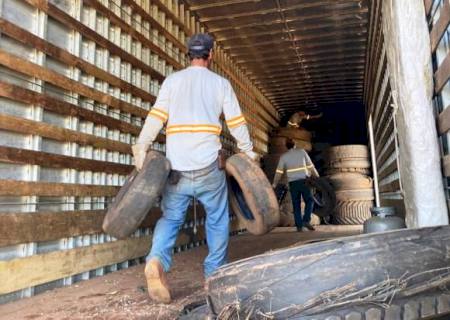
[
  {"x1": 103, "y1": 151, "x2": 171, "y2": 239},
  {"x1": 276, "y1": 127, "x2": 312, "y2": 141},
  {"x1": 306, "y1": 178, "x2": 336, "y2": 217},
  {"x1": 327, "y1": 159, "x2": 371, "y2": 169},
  {"x1": 325, "y1": 167, "x2": 371, "y2": 175},
  {"x1": 206, "y1": 226, "x2": 450, "y2": 320},
  {"x1": 227, "y1": 153, "x2": 280, "y2": 235},
  {"x1": 334, "y1": 200, "x2": 373, "y2": 225},
  {"x1": 335, "y1": 188, "x2": 374, "y2": 201},
  {"x1": 327, "y1": 173, "x2": 373, "y2": 190},
  {"x1": 327, "y1": 144, "x2": 369, "y2": 160}
]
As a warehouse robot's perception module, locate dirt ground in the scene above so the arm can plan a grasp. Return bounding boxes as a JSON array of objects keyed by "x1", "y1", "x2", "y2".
[{"x1": 0, "y1": 226, "x2": 361, "y2": 320}]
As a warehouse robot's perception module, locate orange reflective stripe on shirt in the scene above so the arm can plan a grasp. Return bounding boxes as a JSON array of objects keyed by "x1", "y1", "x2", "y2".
[
  {"x1": 226, "y1": 115, "x2": 246, "y2": 128},
  {"x1": 148, "y1": 108, "x2": 168, "y2": 123},
  {"x1": 166, "y1": 124, "x2": 222, "y2": 135}
]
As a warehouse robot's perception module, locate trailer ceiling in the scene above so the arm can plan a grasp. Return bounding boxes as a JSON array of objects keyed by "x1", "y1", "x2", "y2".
[{"x1": 185, "y1": 0, "x2": 369, "y2": 117}]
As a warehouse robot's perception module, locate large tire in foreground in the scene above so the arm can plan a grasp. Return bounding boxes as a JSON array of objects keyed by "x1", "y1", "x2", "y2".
[
  {"x1": 103, "y1": 151, "x2": 171, "y2": 239},
  {"x1": 306, "y1": 177, "x2": 336, "y2": 217},
  {"x1": 205, "y1": 226, "x2": 450, "y2": 319},
  {"x1": 227, "y1": 153, "x2": 280, "y2": 235}
]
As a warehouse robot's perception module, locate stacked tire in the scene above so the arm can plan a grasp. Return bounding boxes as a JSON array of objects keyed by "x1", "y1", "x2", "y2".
[{"x1": 325, "y1": 145, "x2": 374, "y2": 225}]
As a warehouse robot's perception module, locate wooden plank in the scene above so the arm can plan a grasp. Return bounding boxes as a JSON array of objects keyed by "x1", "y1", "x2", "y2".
[
  {"x1": 424, "y1": 0, "x2": 434, "y2": 16},
  {"x1": 0, "y1": 50, "x2": 147, "y2": 119},
  {"x1": 0, "y1": 235, "x2": 151, "y2": 294},
  {"x1": 0, "y1": 210, "x2": 106, "y2": 247},
  {"x1": 377, "y1": 158, "x2": 398, "y2": 180},
  {"x1": 151, "y1": 0, "x2": 192, "y2": 36},
  {"x1": 0, "y1": 206, "x2": 209, "y2": 247},
  {"x1": 0, "y1": 81, "x2": 142, "y2": 136},
  {"x1": 0, "y1": 18, "x2": 156, "y2": 104},
  {"x1": 0, "y1": 113, "x2": 132, "y2": 154},
  {"x1": 435, "y1": 51, "x2": 450, "y2": 93},
  {"x1": 438, "y1": 104, "x2": 450, "y2": 135},
  {"x1": 83, "y1": 0, "x2": 182, "y2": 69},
  {"x1": 0, "y1": 146, "x2": 133, "y2": 175},
  {"x1": 379, "y1": 179, "x2": 401, "y2": 193},
  {"x1": 430, "y1": 0, "x2": 450, "y2": 53},
  {"x1": 443, "y1": 154, "x2": 450, "y2": 176},
  {"x1": 120, "y1": 0, "x2": 187, "y2": 53},
  {"x1": 377, "y1": 141, "x2": 396, "y2": 166},
  {"x1": 0, "y1": 180, "x2": 120, "y2": 197},
  {"x1": 0, "y1": 217, "x2": 244, "y2": 294},
  {"x1": 25, "y1": 0, "x2": 166, "y2": 82}
]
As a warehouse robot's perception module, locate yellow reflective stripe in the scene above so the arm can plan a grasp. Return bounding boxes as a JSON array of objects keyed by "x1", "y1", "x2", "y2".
[
  {"x1": 228, "y1": 119, "x2": 247, "y2": 129},
  {"x1": 226, "y1": 115, "x2": 246, "y2": 128},
  {"x1": 148, "y1": 108, "x2": 168, "y2": 122},
  {"x1": 286, "y1": 166, "x2": 311, "y2": 173},
  {"x1": 276, "y1": 169, "x2": 284, "y2": 174},
  {"x1": 166, "y1": 124, "x2": 221, "y2": 135}
]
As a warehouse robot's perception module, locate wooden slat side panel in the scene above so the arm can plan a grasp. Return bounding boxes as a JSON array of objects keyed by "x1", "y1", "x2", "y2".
[
  {"x1": 430, "y1": 0, "x2": 450, "y2": 53},
  {"x1": 0, "y1": 146, "x2": 133, "y2": 175},
  {"x1": 377, "y1": 159, "x2": 398, "y2": 180},
  {"x1": 0, "y1": 18, "x2": 156, "y2": 104},
  {"x1": 120, "y1": 0, "x2": 187, "y2": 53},
  {"x1": 0, "y1": 113, "x2": 132, "y2": 154},
  {"x1": 0, "y1": 236, "x2": 151, "y2": 295},
  {"x1": 0, "y1": 207, "x2": 208, "y2": 247},
  {"x1": 438, "y1": 104, "x2": 450, "y2": 135},
  {"x1": 0, "y1": 218, "x2": 245, "y2": 295},
  {"x1": 0, "y1": 50, "x2": 147, "y2": 118},
  {"x1": 25, "y1": 0, "x2": 166, "y2": 81},
  {"x1": 424, "y1": 0, "x2": 434, "y2": 17},
  {"x1": 379, "y1": 179, "x2": 401, "y2": 193},
  {"x1": 0, "y1": 180, "x2": 120, "y2": 197},
  {"x1": 434, "y1": 50, "x2": 450, "y2": 93},
  {"x1": 443, "y1": 154, "x2": 450, "y2": 176},
  {"x1": 0, "y1": 81, "x2": 142, "y2": 136},
  {"x1": 82, "y1": 0, "x2": 182, "y2": 69}
]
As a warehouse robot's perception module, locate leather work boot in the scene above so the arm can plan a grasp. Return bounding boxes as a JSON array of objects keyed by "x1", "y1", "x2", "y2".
[
  {"x1": 304, "y1": 223, "x2": 316, "y2": 231},
  {"x1": 144, "y1": 258, "x2": 171, "y2": 304}
]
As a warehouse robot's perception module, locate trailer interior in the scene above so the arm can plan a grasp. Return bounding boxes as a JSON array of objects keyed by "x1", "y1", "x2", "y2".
[{"x1": 1, "y1": 0, "x2": 450, "y2": 319}]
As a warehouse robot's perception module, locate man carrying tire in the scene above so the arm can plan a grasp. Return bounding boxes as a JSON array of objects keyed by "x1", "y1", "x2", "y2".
[
  {"x1": 272, "y1": 138, "x2": 319, "y2": 232},
  {"x1": 132, "y1": 33, "x2": 257, "y2": 304}
]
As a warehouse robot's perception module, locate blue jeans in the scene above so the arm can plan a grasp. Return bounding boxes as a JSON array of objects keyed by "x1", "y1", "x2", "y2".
[
  {"x1": 146, "y1": 161, "x2": 229, "y2": 277},
  {"x1": 289, "y1": 179, "x2": 314, "y2": 228}
]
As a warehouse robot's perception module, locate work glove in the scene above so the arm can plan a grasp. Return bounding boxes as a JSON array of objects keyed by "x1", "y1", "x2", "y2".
[
  {"x1": 132, "y1": 143, "x2": 149, "y2": 171},
  {"x1": 244, "y1": 150, "x2": 260, "y2": 162}
]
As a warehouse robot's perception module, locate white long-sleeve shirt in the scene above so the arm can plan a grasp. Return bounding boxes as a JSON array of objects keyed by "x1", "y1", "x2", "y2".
[{"x1": 137, "y1": 65, "x2": 253, "y2": 171}]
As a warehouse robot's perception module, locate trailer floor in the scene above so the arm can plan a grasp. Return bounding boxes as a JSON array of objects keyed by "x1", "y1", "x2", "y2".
[{"x1": 1, "y1": 226, "x2": 361, "y2": 320}]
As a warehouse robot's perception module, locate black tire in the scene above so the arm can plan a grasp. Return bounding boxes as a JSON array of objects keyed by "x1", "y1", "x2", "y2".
[
  {"x1": 102, "y1": 151, "x2": 171, "y2": 239},
  {"x1": 205, "y1": 226, "x2": 450, "y2": 320},
  {"x1": 334, "y1": 200, "x2": 373, "y2": 225},
  {"x1": 306, "y1": 177, "x2": 336, "y2": 217},
  {"x1": 227, "y1": 153, "x2": 280, "y2": 235}
]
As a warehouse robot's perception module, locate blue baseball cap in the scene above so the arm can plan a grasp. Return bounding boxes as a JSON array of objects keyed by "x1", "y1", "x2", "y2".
[{"x1": 187, "y1": 33, "x2": 214, "y2": 53}]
